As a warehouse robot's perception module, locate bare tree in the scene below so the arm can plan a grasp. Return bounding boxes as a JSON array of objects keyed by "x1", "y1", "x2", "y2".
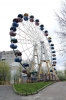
[{"x1": 55, "y1": 0, "x2": 66, "y2": 55}]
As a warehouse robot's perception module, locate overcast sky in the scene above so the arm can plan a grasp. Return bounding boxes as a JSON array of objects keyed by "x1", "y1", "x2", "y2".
[{"x1": 0, "y1": 0, "x2": 64, "y2": 69}]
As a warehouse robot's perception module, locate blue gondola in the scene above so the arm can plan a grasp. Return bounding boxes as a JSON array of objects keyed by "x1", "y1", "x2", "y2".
[
  {"x1": 10, "y1": 44, "x2": 17, "y2": 49},
  {"x1": 52, "y1": 58, "x2": 56, "y2": 60},
  {"x1": 14, "y1": 58, "x2": 22, "y2": 62},
  {"x1": 31, "y1": 77, "x2": 37, "y2": 81},
  {"x1": 51, "y1": 44, "x2": 54, "y2": 46},
  {"x1": 48, "y1": 40, "x2": 52, "y2": 43},
  {"x1": 52, "y1": 51, "x2": 56, "y2": 53},
  {"x1": 35, "y1": 19, "x2": 39, "y2": 22},
  {"x1": 44, "y1": 30, "x2": 48, "y2": 33},
  {"x1": 51, "y1": 47, "x2": 54, "y2": 49},
  {"x1": 24, "y1": 17, "x2": 28, "y2": 21},
  {"x1": 22, "y1": 63, "x2": 29, "y2": 67},
  {"x1": 40, "y1": 25, "x2": 44, "y2": 30},
  {"x1": 40, "y1": 27, "x2": 44, "y2": 30},
  {"x1": 50, "y1": 69, "x2": 53, "y2": 72},
  {"x1": 12, "y1": 22, "x2": 19, "y2": 27},
  {"x1": 54, "y1": 68, "x2": 56, "y2": 70},
  {"x1": 10, "y1": 26, "x2": 16, "y2": 32},
  {"x1": 30, "y1": 15, "x2": 34, "y2": 19},
  {"x1": 18, "y1": 14, "x2": 23, "y2": 18},
  {"x1": 40, "y1": 24, "x2": 44, "y2": 27}
]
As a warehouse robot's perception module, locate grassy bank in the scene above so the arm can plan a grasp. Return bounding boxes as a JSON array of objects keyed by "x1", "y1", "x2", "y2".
[{"x1": 14, "y1": 82, "x2": 53, "y2": 94}]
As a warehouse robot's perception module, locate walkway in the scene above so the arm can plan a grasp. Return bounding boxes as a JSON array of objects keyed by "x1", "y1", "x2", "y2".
[{"x1": 0, "y1": 82, "x2": 66, "y2": 100}]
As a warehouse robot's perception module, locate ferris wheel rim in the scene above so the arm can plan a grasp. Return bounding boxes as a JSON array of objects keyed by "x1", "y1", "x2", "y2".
[{"x1": 9, "y1": 13, "x2": 56, "y2": 71}]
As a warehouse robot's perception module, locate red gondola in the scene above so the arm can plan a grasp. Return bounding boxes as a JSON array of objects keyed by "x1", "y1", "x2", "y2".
[{"x1": 9, "y1": 31, "x2": 16, "y2": 36}]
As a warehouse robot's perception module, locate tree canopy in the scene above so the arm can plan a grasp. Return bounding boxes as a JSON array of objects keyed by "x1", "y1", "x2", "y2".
[{"x1": 0, "y1": 61, "x2": 11, "y2": 81}]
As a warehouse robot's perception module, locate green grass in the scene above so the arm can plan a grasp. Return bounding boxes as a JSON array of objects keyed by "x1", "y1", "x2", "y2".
[{"x1": 14, "y1": 82, "x2": 53, "y2": 94}]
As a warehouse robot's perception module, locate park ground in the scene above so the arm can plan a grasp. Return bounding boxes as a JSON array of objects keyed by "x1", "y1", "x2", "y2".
[{"x1": 0, "y1": 81, "x2": 66, "y2": 100}]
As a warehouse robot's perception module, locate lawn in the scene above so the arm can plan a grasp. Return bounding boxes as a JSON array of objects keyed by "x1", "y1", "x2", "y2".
[{"x1": 14, "y1": 82, "x2": 53, "y2": 94}]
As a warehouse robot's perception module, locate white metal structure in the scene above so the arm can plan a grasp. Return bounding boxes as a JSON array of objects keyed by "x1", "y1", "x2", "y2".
[{"x1": 9, "y1": 13, "x2": 59, "y2": 81}]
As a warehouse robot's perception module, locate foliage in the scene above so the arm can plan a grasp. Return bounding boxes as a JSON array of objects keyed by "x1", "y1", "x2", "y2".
[
  {"x1": 14, "y1": 82, "x2": 52, "y2": 94},
  {"x1": 64, "y1": 62, "x2": 66, "y2": 79},
  {"x1": 0, "y1": 61, "x2": 11, "y2": 81},
  {"x1": 64, "y1": 69, "x2": 66, "y2": 78},
  {"x1": 57, "y1": 70, "x2": 66, "y2": 81},
  {"x1": 12, "y1": 65, "x2": 22, "y2": 80}
]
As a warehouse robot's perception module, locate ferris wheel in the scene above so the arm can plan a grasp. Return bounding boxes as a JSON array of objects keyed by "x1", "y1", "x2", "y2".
[{"x1": 9, "y1": 13, "x2": 59, "y2": 81}]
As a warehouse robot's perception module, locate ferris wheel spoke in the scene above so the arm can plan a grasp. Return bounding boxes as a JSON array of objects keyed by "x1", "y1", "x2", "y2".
[
  {"x1": 18, "y1": 20, "x2": 41, "y2": 43},
  {"x1": 28, "y1": 22, "x2": 40, "y2": 38},
  {"x1": 18, "y1": 22, "x2": 41, "y2": 59},
  {"x1": 18, "y1": 27, "x2": 37, "y2": 43},
  {"x1": 21, "y1": 45, "x2": 34, "y2": 52},
  {"x1": 21, "y1": 22, "x2": 40, "y2": 40},
  {"x1": 17, "y1": 29, "x2": 41, "y2": 47},
  {"x1": 17, "y1": 33, "x2": 33, "y2": 42},
  {"x1": 19, "y1": 34, "x2": 34, "y2": 60},
  {"x1": 27, "y1": 20, "x2": 39, "y2": 36},
  {"x1": 19, "y1": 34, "x2": 34, "y2": 54},
  {"x1": 17, "y1": 37, "x2": 34, "y2": 44},
  {"x1": 21, "y1": 22, "x2": 36, "y2": 39},
  {"x1": 17, "y1": 33, "x2": 38, "y2": 44},
  {"x1": 22, "y1": 21, "x2": 37, "y2": 36}
]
